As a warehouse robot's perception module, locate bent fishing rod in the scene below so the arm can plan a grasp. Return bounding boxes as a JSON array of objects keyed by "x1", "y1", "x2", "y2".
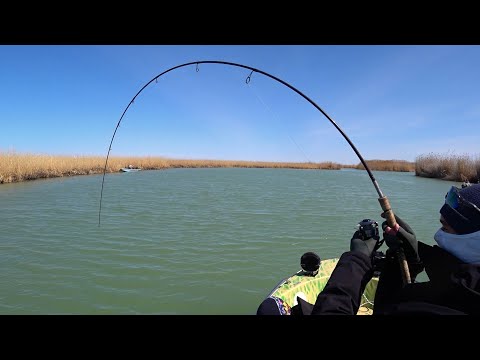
[{"x1": 98, "y1": 60, "x2": 411, "y2": 285}]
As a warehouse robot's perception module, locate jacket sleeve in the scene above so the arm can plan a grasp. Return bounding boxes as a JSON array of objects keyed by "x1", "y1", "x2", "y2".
[
  {"x1": 373, "y1": 244, "x2": 427, "y2": 315},
  {"x1": 311, "y1": 251, "x2": 374, "y2": 315},
  {"x1": 372, "y1": 243, "x2": 478, "y2": 315}
]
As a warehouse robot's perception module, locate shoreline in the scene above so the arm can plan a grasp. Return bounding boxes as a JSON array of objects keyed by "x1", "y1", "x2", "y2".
[
  {"x1": 0, "y1": 156, "x2": 352, "y2": 184},
  {"x1": 1, "y1": 153, "x2": 478, "y2": 185}
]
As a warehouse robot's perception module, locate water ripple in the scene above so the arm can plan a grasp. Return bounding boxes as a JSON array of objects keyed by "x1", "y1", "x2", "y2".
[{"x1": 0, "y1": 168, "x2": 460, "y2": 314}]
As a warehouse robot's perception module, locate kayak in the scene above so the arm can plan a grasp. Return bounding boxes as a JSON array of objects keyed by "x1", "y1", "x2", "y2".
[
  {"x1": 260, "y1": 257, "x2": 378, "y2": 315},
  {"x1": 120, "y1": 168, "x2": 141, "y2": 172}
]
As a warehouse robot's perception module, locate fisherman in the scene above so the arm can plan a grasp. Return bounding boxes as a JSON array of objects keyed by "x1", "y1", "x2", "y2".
[{"x1": 283, "y1": 184, "x2": 480, "y2": 315}]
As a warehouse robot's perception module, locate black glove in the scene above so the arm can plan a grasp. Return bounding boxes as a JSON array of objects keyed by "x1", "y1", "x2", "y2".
[
  {"x1": 381, "y1": 214, "x2": 420, "y2": 263},
  {"x1": 350, "y1": 230, "x2": 379, "y2": 258}
]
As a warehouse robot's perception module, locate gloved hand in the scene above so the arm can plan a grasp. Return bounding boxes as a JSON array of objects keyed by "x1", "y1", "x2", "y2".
[
  {"x1": 381, "y1": 213, "x2": 420, "y2": 263},
  {"x1": 350, "y1": 230, "x2": 379, "y2": 258}
]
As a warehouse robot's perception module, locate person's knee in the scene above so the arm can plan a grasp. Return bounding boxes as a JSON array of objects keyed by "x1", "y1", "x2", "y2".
[{"x1": 256, "y1": 297, "x2": 291, "y2": 315}]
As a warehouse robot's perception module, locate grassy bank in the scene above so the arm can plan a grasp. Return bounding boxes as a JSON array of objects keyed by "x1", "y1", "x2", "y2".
[
  {"x1": 2, "y1": 152, "x2": 478, "y2": 184},
  {"x1": 415, "y1": 153, "x2": 480, "y2": 183},
  {"x1": 354, "y1": 160, "x2": 415, "y2": 172},
  {"x1": 355, "y1": 156, "x2": 480, "y2": 183},
  {"x1": 0, "y1": 152, "x2": 343, "y2": 184}
]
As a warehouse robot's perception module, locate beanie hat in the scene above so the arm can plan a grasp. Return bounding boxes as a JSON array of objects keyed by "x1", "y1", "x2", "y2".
[{"x1": 440, "y1": 184, "x2": 480, "y2": 234}]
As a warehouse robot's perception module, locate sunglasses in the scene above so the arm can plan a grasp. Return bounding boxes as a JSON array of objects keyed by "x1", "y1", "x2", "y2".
[{"x1": 445, "y1": 186, "x2": 480, "y2": 214}]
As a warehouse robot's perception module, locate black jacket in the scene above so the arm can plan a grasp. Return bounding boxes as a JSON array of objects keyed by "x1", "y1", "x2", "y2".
[{"x1": 302, "y1": 242, "x2": 480, "y2": 315}]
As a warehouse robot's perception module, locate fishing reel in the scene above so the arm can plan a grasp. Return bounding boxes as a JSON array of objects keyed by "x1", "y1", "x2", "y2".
[
  {"x1": 356, "y1": 219, "x2": 380, "y2": 240},
  {"x1": 356, "y1": 219, "x2": 385, "y2": 275}
]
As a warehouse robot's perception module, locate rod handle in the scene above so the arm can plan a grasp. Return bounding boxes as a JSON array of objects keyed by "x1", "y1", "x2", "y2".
[
  {"x1": 378, "y1": 196, "x2": 412, "y2": 285},
  {"x1": 397, "y1": 248, "x2": 412, "y2": 285},
  {"x1": 378, "y1": 196, "x2": 396, "y2": 228}
]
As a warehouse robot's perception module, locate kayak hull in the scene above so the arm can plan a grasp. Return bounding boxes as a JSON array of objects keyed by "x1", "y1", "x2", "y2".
[{"x1": 264, "y1": 258, "x2": 378, "y2": 315}]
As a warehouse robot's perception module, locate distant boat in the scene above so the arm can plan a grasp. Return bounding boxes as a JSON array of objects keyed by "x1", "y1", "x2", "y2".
[{"x1": 120, "y1": 167, "x2": 141, "y2": 172}]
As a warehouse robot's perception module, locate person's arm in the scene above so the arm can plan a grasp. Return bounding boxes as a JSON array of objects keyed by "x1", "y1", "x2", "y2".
[
  {"x1": 311, "y1": 251, "x2": 374, "y2": 315},
  {"x1": 373, "y1": 215, "x2": 425, "y2": 314},
  {"x1": 372, "y1": 249, "x2": 408, "y2": 313}
]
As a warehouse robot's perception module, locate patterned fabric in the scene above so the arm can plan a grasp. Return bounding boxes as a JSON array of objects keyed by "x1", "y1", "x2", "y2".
[
  {"x1": 271, "y1": 296, "x2": 291, "y2": 315},
  {"x1": 268, "y1": 258, "x2": 378, "y2": 315}
]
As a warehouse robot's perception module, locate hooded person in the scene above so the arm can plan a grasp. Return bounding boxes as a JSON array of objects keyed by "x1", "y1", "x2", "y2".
[
  {"x1": 290, "y1": 183, "x2": 480, "y2": 316},
  {"x1": 368, "y1": 183, "x2": 480, "y2": 315},
  {"x1": 434, "y1": 184, "x2": 480, "y2": 263}
]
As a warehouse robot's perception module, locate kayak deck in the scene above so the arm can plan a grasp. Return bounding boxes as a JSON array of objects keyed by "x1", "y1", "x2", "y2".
[{"x1": 267, "y1": 258, "x2": 378, "y2": 315}]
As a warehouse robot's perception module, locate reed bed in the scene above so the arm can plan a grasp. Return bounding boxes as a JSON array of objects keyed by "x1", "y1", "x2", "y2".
[
  {"x1": 354, "y1": 160, "x2": 416, "y2": 172},
  {"x1": 170, "y1": 159, "x2": 342, "y2": 170},
  {"x1": 415, "y1": 153, "x2": 480, "y2": 183},
  {"x1": 0, "y1": 152, "x2": 343, "y2": 184},
  {"x1": 3, "y1": 152, "x2": 479, "y2": 185}
]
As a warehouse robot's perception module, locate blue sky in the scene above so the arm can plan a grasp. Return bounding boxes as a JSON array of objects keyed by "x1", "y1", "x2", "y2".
[{"x1": 1, "y1": 45, "x2": 479, "y2": 164}]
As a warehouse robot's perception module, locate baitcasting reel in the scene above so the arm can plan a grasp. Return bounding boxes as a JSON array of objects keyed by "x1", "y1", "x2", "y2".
[{"x1": 356, "y1": 219, "x2": 380, "y2": 240}]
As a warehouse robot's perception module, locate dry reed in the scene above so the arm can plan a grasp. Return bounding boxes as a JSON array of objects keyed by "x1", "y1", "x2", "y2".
[
  {"x1": 2, "y1": 151, "x2": 479, "y2": 185},
  {"x1": 415, "y1": 153, "x2": 480, "y2": 183},
  {"x1": 0, "y1": 152, "x2": 343, "y2": 184},
  {"x1": 355, "y1": 159, "x2": 415, "y2": 172}
]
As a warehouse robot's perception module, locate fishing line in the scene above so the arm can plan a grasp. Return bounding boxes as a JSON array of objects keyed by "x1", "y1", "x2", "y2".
[
  {"x1": 99, "y1": 60, "x2": 384, "y2": 224},
  {"x1": 246, "y1": 80, "x2": 312, "y2": 163},
  {"x1": 98, "y1": 60, "x2": 410, "y2": 283}
]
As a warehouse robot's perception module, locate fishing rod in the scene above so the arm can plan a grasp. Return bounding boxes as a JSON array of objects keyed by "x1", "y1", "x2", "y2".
[{"x1": 98, "y1": 60, "x2": 411, "y2": 285}]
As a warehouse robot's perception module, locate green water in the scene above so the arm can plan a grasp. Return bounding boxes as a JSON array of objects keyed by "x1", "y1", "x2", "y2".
[{"x1": 0, "y1": 168, "x2": 461, "y2": 314}]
